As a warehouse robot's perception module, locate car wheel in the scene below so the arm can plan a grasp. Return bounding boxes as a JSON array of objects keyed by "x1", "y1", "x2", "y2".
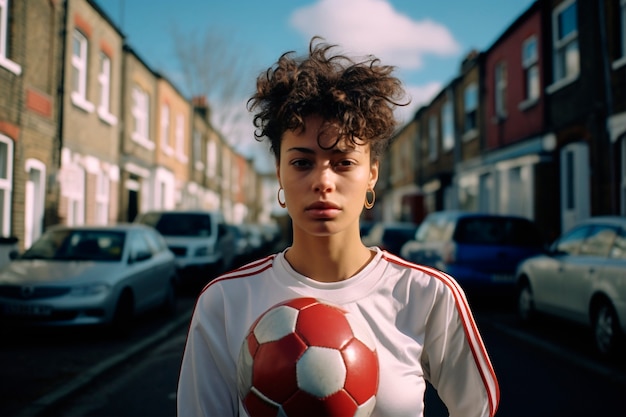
[
  {"x1": 593, "y1": 302, "x2": 620, "y2": 358},
  {"x1": 517, "y1": 281, "x2": 535, "y2": 323},
  {"x1": 111, "y1": 290, "x2": 134, "y2": 337}
]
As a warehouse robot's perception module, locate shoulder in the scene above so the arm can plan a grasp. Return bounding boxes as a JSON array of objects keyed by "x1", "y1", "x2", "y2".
[{"x1": 380, "y1": 251, "x2": 466, "y2": 301}]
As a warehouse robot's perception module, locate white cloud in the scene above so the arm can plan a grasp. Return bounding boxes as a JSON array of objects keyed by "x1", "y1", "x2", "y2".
[{"x1": 289, "y1": 0, "x2": 460, "y2": 70}]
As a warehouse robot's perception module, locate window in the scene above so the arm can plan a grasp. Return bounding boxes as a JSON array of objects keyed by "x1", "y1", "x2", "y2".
[
  {"x1": 428, "y1": 115, "x2": 438, "y2": 161},
  {"x1": 522, "y1": 36, "x2": 540, "y2": 102},
  {"x1": 95, "y1": 170, "x2": 109, "y2": 225},
  {"x1": 552, "y1": 0, "x2": 579, "y2": 85},
  {"x1": 160, "y1": 104, "x2": 172, "y2": 155},
  {"x1": 193, "y1": 130, "x2": 204, "y2": 170},
  {"x1": 442, "y1": 100, "x2": 454, "y2": 151},
  {"x1": 555, "y1": 225, "x2": 589, "y2": 255},
  {"x1": 0, "y1": 135, "x2": 13, "y2": 236},
  {"x1": 175, "y1": 114, "x2": 187, "y2": 162},
  {"x1": 70, "y1": 29, "x2": 94, "y2": 112},
  {"x1": 24, "y1": 159, "x2": 46, "y2": 249},
  {"x1": 97, "y1": 53, "x2": 117, "y2": 125},
  {"x1": 63, "y1": 163, "x2": 85, "y2": 226},
  {"x1": 494, "y1": 61, "x2": 507, "y2": 118},
  {"x1": 580, "y1": 226, "x2": 618, "y2": 257},
  {"x1": 610, "y1": 227, "x2": 626, "y2": 259},
  {"x1": 464, "y1": 83, "x2": 478, "y2": 134},
  {"x1": 131, "y1": 85, "x2": 152, "y2": 148},
  {"x1": 0, "y1": 0, "x2": 20, "y2": 74},
  {"x1": 207, "y1": 139, "x2": 217, "y2": 178}
]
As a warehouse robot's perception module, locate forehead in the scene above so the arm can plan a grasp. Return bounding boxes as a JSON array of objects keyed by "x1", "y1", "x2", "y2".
[{"x1": 282, "y1": 116, "x2": 368, "y2": 153}]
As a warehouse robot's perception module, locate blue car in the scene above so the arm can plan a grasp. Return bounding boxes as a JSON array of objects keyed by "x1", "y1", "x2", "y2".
[{"x1": 400, "y1": 210, "x2": 546, "y2": 297}]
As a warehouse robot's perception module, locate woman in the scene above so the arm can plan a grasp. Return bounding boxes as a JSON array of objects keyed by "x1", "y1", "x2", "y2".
[{"x1": 177, "y1": 37, "x2": 500, "y2": 417}]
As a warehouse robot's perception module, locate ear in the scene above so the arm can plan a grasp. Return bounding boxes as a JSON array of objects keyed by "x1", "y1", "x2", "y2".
[
  {"x1": 368, "y1": 160, "x2": 379, "y2": 190},
  {"x1": 275, "y1": 162, "x2": 282, "y2": 188}
]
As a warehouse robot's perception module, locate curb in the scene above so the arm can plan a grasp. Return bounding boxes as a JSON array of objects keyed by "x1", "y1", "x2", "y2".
[{"x1": 16, "y1": 308, "x2": 193, "y2": 417}]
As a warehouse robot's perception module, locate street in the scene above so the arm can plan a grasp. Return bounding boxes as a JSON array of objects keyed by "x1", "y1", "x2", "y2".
[{"x1": 2, "y1": 291, "x2": 623, "y2": 417}]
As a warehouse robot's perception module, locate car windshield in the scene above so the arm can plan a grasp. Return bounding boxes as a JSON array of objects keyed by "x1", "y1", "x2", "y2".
[
  {"x1": 139, "y1": 213, "x2": 212, "y2": 237},
  {"x1": 20, "y1": 229, "x2": 126, "y2": 261},
  {"x1": 454, "y1": 217, "x2": 543, "y2": 246}
]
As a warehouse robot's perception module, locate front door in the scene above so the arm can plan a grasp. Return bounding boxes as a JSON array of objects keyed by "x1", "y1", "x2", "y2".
[{"x1": 560, "y1": 142, "x2": 590, "y2": 233}]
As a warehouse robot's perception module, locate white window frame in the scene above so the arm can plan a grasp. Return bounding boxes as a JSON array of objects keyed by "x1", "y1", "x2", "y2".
[
  {"x1": 97, "y1": 52, "x2": 117, "y2": 125},
  {"x1": 494, "y1": 61, "x2": 507, "y2": 119},
  {"x1": 160, "y1": 104, "x2": 173, "y2": 155},
  {"x1": 24, "y1": 159, "x2": 46, "y2": 248},
  {"x1": 520, "y1": 36, "x2": 540, "y2": 108},
  {"x1": 548, "y1": 0, "x2": 579, "y2": 92},
  {"x1": 0, "y1": 134, "x2": 13, "y2": 237},
  {"x1": 463, "y1": 82, "x2": 478, "y2": 139},
  {"x1": 95, "y1": 170, "x2": 109, "y2": 225},
  {"x1": 70, "y1": 29, "x2": 94, "y2": 113},
  {"x1": 428, "y1": 115, "x2": 438, "y2": 162},
  {"x1": 206, "y1": 139, "x2": 217, "y2": 179},
  {"x1": 442, "y1": 100, "x2": 454, "y2": 152},
  {"x1": 131, "y1": 85, "x2": 153, "y2": 149},
  {"x1": 175, "y1": 114, "x2": 187, "y2": 163},
  {"x1": 63, "y1": 163, "x2": 86, "y2": 226},
  {"x1": 193, "y1": 130, "x2": 204, "y2": 171},
  {"x1": 0, "y1": 0, "x2": 20, "y2": 74}
]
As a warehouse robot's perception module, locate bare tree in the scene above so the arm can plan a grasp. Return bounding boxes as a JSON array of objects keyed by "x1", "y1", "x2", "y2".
[{"x1": 170, "y1": 25, "x2": 260, "y2": 148}]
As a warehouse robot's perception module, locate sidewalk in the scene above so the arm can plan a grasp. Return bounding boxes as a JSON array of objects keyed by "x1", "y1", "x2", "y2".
[{"x1": 15, "y1": 309, "x2": 193, "y2": 417}]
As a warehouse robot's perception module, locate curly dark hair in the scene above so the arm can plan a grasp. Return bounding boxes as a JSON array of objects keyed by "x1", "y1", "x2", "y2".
[{"x1": 247, "y1": 37, "x2": 409, "y2": 161}]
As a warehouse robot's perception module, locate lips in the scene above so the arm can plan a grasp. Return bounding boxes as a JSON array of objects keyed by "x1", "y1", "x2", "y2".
[
  {"x1": 306, "y1": 201, "x2": 340, "y2": 211},
  {"x1": 305, "y1": 201, "x2": 341, "y2": 219}
]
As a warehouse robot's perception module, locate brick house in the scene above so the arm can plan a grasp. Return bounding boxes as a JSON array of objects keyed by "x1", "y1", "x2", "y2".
[
  {"x1": 479, "y1": 0, "x2": 559, "y2": 238},
  {"x1": 57, "y1": 0, "x2": 122, "y2": 228},
  {"x1": 118, "y1": 45, "x2": 157, "y2": 222},
  {"x1": 0, "y1": 0, "x2": 63, "y2": 250},
  {"x1": 604, "y1": 0, "x2": 626, "y2": 214},
  {"x1": 153, "y1": 74, "x2": 190, "y2": 210}
]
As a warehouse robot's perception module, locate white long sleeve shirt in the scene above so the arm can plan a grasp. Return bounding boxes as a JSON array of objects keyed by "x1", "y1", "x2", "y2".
[{"x1": 177, "y1": 248, "x2": 500, "y2": 417}]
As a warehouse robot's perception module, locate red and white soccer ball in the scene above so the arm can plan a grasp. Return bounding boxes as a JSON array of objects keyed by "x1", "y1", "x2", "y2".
[{"x1": 237, "y1": 297, "x2": 379, "y2": 417}]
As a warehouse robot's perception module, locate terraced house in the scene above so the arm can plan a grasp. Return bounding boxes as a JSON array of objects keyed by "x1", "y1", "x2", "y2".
[
  {"x1": 0, "y1": 0, "x2": 266, "y2": 251},
  {"x1": 380, "y1": 0, "x2": 626, "y2": 239}
]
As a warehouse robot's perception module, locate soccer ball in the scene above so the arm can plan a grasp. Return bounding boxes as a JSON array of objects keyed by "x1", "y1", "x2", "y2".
[{"x1": 237, "y1": 297, "x2": 379, "y2": 417}]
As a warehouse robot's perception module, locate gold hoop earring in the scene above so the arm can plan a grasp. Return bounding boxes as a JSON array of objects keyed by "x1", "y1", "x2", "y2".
[
  {"x1": 277, "y1": 187, "x2": 286, "y2": 208},
  {"x1": 364, "y1": 188, "x2": 375, "y2": 209}
]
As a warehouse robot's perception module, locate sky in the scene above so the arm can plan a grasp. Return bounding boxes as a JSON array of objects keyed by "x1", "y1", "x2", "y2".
[{"x1": 95, "y1": 0, "x2": 535, "y2": 172}]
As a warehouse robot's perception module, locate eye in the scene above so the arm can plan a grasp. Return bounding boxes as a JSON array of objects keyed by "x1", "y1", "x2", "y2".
[
  {"x1": 334, "y1": 159, "x2": 357, "y2": 169},
  {"x1": 290, "y1": 159, "x2": 313, "y2": 169}
]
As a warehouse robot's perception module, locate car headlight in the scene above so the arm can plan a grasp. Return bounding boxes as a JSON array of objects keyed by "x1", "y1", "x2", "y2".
[
  {"x1": 194, "y1": 247, "x2": 209, "y2": 257},
  {"x1": 69, "y1": 283, "x2": 111, "y2": 296}
]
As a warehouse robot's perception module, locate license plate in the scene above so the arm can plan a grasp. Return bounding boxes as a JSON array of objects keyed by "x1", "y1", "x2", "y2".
[
  {"x1": 491, "y1": 273, "x2": 515, "y2": 283},
  {"x1": 3, "y1": 303, "x2": 52, "y2": 316}
]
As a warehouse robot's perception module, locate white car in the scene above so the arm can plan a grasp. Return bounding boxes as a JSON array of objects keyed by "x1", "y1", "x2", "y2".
[
  {"x1": 0, "y1": 224, "x2": 178, "y2": 334},
  {"x1": 516, "y1": 216, "x2": 626, "y2": 358},
  {"x1": 134, "y1": 210, "x2": 235, "y2": 286}
]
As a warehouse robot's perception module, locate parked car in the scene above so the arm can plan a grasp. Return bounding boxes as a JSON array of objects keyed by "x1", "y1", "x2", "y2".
[
  {"x1": 0, "y1": 224, "x2": 178, "y2": 333},
  {"x1": 515, "y1": 216, "x2": 626, "y2": 358},
  {"x1": 134, "y1": 210, "x2": 235, "y2": 284},
  {"x1": 400, "y1": 210, "x2": 546, "y2": 297},
  {"x1": 362, "y1": 222, "x2": 419, "y2": 256}
]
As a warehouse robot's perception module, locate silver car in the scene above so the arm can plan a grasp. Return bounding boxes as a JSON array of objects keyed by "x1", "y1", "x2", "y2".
[
  {"x1": 516, "y1": 216, "x2": 626, "y2": 358},
  {"x1": 0, "y1": 224, "x2": 178, "y2": 334}
]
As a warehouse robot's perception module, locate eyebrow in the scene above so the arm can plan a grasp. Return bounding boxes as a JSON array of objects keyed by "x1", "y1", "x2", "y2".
[{"x1": 285, "y1": 146, "x2": 360, "y2": 155}]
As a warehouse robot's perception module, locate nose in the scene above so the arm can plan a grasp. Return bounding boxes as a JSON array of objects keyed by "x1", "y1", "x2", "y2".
[{"x1": 312, "y1": 165, "x2": 335, "y2": 193}]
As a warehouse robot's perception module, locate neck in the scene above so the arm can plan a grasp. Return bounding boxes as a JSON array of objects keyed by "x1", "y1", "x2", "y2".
[{"x1": 285, "y1": 228, "x2": 374, "y2": 282}]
